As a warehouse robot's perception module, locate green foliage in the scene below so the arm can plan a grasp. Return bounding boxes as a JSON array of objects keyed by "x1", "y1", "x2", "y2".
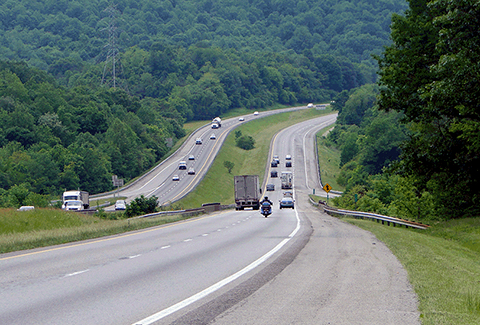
[
  {"x1": 223, "y1": 160, "x2": 235, "y2": 174},
  {"x1": 236, "y1": 135, "x2": 255, "y2": 150},
  {"x1": 125, "y1": 195, "x2": 158, "y2": 218},
  {"x1": 376, "y1": 0, "x2": 480, "y2": 217}
]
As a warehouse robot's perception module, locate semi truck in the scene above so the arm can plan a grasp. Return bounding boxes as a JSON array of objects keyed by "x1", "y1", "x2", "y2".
[
  {"x1": 234, "y1": 175, "x2": 261, "y2": 210},
  {"x1": 281, "y1": 171, "x2": 293, "y2": 189},
  {"x1": 62, "y1": 190, "x2": 89, "y2": 210},
  {"x1": 211, "y1": 117, "x2": 221, "y2": 128}
]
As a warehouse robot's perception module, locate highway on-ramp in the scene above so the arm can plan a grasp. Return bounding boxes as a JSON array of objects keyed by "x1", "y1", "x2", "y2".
[{"x1": 0, "y1": 113, "x2": 420, "y2": 324}]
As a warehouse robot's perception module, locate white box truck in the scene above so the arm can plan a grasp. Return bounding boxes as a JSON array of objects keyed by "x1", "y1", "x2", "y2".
[
  {"x1": 62, "y1": 190, "x2": 89, "y2": 210},
  {"x1": 281, "y1": 171, "x2": 293, "y2": 189},
  {"x1": 234, "y1": 175, "x2": 261, "y2": 210}
]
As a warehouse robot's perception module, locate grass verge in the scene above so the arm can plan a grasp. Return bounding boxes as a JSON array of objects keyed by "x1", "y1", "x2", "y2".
[
  {"x1": 0, "y1": 208, "x2": 201, "y2": 254},
  {"x1": 173, "y1": 108, "x2": 336, "y2": 209},
  {"x1": 316, "y1": 128, "x2": 343, "y2": 192},
  {"x1": 342, "y1": 217, "x2": 480, "y2": 325}
]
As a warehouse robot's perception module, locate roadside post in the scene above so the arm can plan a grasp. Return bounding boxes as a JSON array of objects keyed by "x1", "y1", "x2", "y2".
[{"x1": 323, "y1": 183, "x2": 332, "y2": 204}]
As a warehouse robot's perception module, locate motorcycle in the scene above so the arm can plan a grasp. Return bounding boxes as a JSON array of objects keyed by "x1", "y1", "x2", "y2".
[{"x1": 260, "y1": 203, "x2": 272, "y2": 217}]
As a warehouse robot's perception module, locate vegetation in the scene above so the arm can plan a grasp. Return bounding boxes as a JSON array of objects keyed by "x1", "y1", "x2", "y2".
[
  {"x1": 347, "y1": 217, "x2": 480, "y2": 324},
  {"x1": 125, "y1": 195, "x2": 158, "y2": 217},
  {"x1": 376, "y1": 0, "x2": 480, "y2": 218}
]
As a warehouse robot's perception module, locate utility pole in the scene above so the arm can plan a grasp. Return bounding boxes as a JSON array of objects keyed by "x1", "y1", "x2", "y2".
[{"x1": 101, "y1": 3, "x2": 128, "y2": 92}]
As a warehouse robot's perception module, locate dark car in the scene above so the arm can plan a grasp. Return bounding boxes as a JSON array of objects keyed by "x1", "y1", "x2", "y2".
[
  {"x1": 286, "y1": 161, "x2": 292, "y2": 167},
  {"x1": 279, "y1": 197, "x2": 295, "y2": 209},
  {"x1": 266, "y1": 183, "x2": 275, "y2": 191},
  {"x1": 271, "y1": 160, "x2": 278, "y2": 167},
  {"x1": 271, "y1": 170, "x2": 278, "y2": 177}
]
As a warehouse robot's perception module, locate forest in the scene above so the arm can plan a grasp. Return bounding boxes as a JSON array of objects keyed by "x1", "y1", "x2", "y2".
[{"x1": 0, "y1": 0, "x2": 409, "y2": 206}]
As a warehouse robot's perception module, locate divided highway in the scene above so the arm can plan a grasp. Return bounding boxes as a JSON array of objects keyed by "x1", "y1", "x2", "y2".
[{"x1": 0, "y1": 112, "x2": 420, "y2": 324}]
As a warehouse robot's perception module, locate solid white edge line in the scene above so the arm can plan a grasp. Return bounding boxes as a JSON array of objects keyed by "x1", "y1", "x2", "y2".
[{"x1": 132, "y1": 211, "x2": 301, "y2": 325}]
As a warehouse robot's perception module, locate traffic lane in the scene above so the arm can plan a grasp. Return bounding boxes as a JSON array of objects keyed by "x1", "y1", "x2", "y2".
[
  {"x1": 205, "y1": 192, "x2": 420, "y2": 325},
  {"x1": 0, "y1": 210, "x2": 299, "y2": 325}
]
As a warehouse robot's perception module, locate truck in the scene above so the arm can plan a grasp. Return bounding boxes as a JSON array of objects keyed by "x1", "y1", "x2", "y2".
[
  {"x1": 211, "y1": 117, "x2": 221, "y2": 128},
  {"x1": 62, "y1": 190, "x2": 89, "y2": 210},
  {"x1": 281, "y1": 171, "x2": 293, "y2": 189},
  {"x1": 234, "y1": 175, "x2": 261, "y2": 210}
]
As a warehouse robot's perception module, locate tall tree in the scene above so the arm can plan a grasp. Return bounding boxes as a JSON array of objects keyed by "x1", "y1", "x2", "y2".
[{"x1": 376, "y1": 0, "x2": 480, "y2": 217}]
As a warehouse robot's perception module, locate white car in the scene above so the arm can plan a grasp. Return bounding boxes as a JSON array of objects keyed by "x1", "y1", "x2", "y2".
[
  {"x1": 172, "y1": 175, "x2": 180, "y2": 181},
  {"x1": 285, "y1": 154, "x2": 292, "y2": 160},
  {"x1": 188, "y1": 155, "x2": 195, "y2": 160},
  {"x1": 115, "y1": 200, "x2": 126, "y2": 210},
  {"x1": 188, "y1": 167, "x2": 195, "y2": 175},
  {"x1": 239, "y1": 117, "x2": 245, "y2": 121},
  {"x1": 195, "y1": 138, "x2": 202, "y2": 145},
  {"x1": 210, "y1": 134, "x2": 216, "y2": 140},
  {"x1": 307, "y1": 103, "x2": 314, "y2": 108},
  {"x1": 17, "y1": 206, "x2": 35, "y2": 211},
  {"x1": 253, "y1": 111, "x2": 259, "y2": 115}
]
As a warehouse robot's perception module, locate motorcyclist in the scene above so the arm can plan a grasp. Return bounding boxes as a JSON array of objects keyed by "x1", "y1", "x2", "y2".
[{"x1": 260, "y1": 196, "x2": 273, "y2": 214}]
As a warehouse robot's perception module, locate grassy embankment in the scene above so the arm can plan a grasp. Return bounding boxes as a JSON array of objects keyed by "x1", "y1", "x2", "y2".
[{"x1": 172, "y1": 107, "x2": 336, "y2": 209}]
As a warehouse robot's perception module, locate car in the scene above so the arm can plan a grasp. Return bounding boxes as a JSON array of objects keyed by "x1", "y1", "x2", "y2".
[
  {"x1": 178, "y1": 161, "x2": 187, "y2": 170},
  {"x1": 188, "y1": 155, "x2": 195, "y2": 160},
  {"x1": 307, "y1": 103, "x2": 314, "y2": 108},
  {"x1": 271, "y1": 170, "x2": 278, "y2": 177},
  {"x1": 210, "y1": 134, "x2": 216, "y2": 140},
  {"x1": 196, "y1": 138, "x2": 202, "y2": 145},
  {"x1": 115, "y1": 200, "x2": 126, "y2": 210},
  {"x1": 273, "y1": 155, "x2": 280, "y2": 163},
  {"x1": 188, "y1": 167, "x2": 195, "y2": 175},
  {"x1": 286, "y1": 161, "x2": 292, "y2": 167},
  {"x1": 283, "y1": 190, "x2": 293, "y2": 197},
  {"x1": 285, "y1": 154, "x2": 292, "y2": 160},
  {"x1": 279, "y1": 197, "x2": 295, "y2": 209},
  {"x1": 172, "y1": 175, "x2": 180, "y2": 181},
  {"x1": 266, "y1": 183, "x2": 275, "y2": 191},
  {"x1": 253, "y1": 111, "x2": 259, "y2": 115},
  {"x1": 271, "y1": 160, "x2": 278, "y2": 167},
  {"x1": 17, "y1": 206, "x2": 35, "y2": 211},
  {"x1": 239, "y1": 117, "x2": 245, "y2": 121}
]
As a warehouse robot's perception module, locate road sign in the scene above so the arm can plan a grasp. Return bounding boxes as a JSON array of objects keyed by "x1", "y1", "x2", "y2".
[{"x1": 323, "y1": 183, "x2": 332, "y2": 193}]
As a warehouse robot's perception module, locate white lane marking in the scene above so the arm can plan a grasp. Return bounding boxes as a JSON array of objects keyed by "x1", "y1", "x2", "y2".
[
  {"x1": 129, "y1": 255, "x2": 141, "y2": 259},
  {"x1": 161, "y1": 245, "x2": 171, "y2": 249},
  {"x1": 202, "y1": 234, "x2": 209, "y2": 237},
  {"x1": 184, "y1": 239, "x2": 193, "y2": 242},
  {"x1": 217, "y1": 229, "x2": 222, "y2": 232},
  {"x1": 64, "y1": 269, "x2": 90, "y2": 278},
  {"x1": 131, "y1": 208, "x2": 301, "y2": 325}
]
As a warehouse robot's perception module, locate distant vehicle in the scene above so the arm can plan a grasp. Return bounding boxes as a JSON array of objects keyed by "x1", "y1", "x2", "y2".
[
  {"x1": 281, "y1": 171, "x2": 293, "y2": 189},
  {"x1": 172, "y1": 174, "x2": 180, "y2": 181},
  {"x1": 115, "y1": 200, "x2": 126, "y2": 210},
  {"x1": 279, "y1": 197, "x2": 295, "y2": 209},
  {"x1": 196, "y1": 138, "x2": 202, "y2": 145},
  {"x1": 273, "y1": 155, "x2": 280, "y2": 163},
  {"x1": 283, "y1": 190, "x2": 293, "y2": 197},
  {"x1": 64, "y1": 200, "x2": 84, "y2": 211},
  {"x1": 188, "y1": 155, "x2": 195, "y2": 160},
  {"x1": 212, "y1": 117, "x2": 222, "y2": 127},
  {"x1": 271, "y1": 160, "x2": 278, "y2": 167},
  {"x1": 178, "y1": 161, "x2": 187, "y2": 170},
  {"x1": 239, "y1": 117, "x2": 245, "y2": 121},
  {"x1": 62, "y1": 190, "x2": 89, "y2": 210},
  {"x1": 17, "y1": 206, "x2": 35, "y2": 211},
  {"x1": 307, "y1": 103, "x2": 314, "y2": 108},
  {"x1": 266, "y1": 183, "x2": 275, "y2": 191},
  {"x1": 286, "y1": 161, "x2": 292, "y2": 167},
  {"x1": 271, "y1": 170, "x2": 278, "y2": 177},
  {"x1": 188, "y1": 167, "x2": 195, "y2": 175},
  {"x1": 285, "y1": 154, "x2": 292, "y2": 160},
  {"x1": 234, "y1": 175, "x2": 261, "y2": 210},
  {"x1": 253, "y1": 111, "x2": 259, "y2": 115},
  {"x1": 210, "y1": 134, "x2": 216, "y2": 140}
]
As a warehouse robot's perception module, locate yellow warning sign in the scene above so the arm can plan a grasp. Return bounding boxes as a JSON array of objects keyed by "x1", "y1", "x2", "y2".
[{"x1": 323, "y1": 183, "x2": 332, "y2": 193}]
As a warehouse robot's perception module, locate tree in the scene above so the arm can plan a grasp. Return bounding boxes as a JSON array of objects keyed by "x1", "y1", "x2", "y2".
[
  {"x1": 236, "y1": 135, "x2": 255, "y2": 150},
  {"x1": 223, "y1": 160, "x2": 235, "y2": 173},
  {"x1": 376, "y1": 0, "x2": 480, "y2": 217},
  {"x1": 126, "y1": 195, "x2": 158, "y2": 217}
]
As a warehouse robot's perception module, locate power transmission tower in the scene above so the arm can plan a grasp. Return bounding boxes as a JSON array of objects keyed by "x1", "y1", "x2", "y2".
[{"x1": 101, "y1": 3, "x2": 128, "y2": 92}]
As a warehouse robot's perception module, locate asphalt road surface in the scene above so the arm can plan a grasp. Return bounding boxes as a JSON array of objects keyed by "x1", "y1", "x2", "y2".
[{"x1": 0, "y1": 113, "x2": 420, "y2": 324}]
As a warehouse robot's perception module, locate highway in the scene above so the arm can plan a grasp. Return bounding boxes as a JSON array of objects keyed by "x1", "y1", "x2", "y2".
[
  {"x1": 95, "y1": 106, "x2": 312, "y2": 208},
  {"x1": 0, "y1": 113, "x2": 420, "y2": 324}
]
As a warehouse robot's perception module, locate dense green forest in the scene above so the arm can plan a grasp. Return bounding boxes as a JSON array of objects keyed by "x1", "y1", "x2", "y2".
[
  {"x1": 0, "y1": 0, "x2": 409, "y2": 206},
  {"x1": 330, "y1": 0, "x2": 480, "y2": 220}
]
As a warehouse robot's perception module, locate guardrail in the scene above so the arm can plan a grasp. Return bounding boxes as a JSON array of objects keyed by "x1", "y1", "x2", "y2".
[{"x1": 316, "y1": 201, "x2": 429, "y2": 230}]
